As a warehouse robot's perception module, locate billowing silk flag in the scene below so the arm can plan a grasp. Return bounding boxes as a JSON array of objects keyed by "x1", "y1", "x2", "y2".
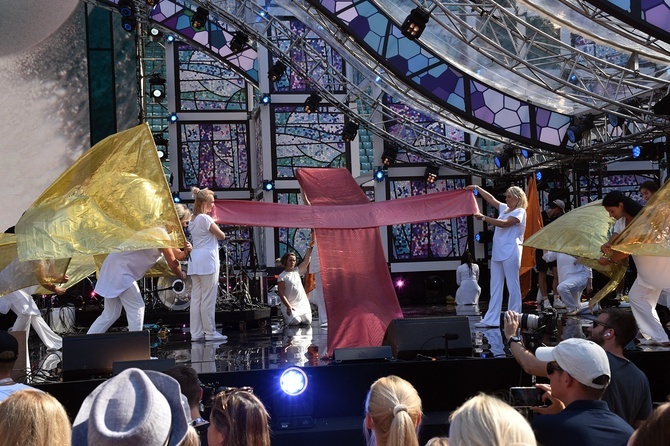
[
  {"x1": 523, "y1": 200, "x2": 626, "y2": 309},
  {"x1": 520, "y1": 176, "x2": 542, "y2": 299},
  {"x1": 214, "y1": 168, "x2": 479, "y2": 351},
  {"x1": 16, "y1": 123, "x2": 186, "y2": 262}
]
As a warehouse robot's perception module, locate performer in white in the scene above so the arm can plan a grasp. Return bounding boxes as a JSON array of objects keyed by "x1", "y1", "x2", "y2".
[
  {"x1": 0, "y1": 287, "x2": 62, "y2": 350},
  {"x1": 542, "y1": 251, "x2": 592, "y2": 315}
]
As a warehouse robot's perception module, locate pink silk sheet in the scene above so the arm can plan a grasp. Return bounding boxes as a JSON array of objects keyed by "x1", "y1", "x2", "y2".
[{"x1": 213, "y1": 168, "x2": 479, "y2": 352}]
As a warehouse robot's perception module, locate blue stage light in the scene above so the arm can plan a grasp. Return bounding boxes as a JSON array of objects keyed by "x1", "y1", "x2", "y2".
[
  {"x1": 169, "y1": 113, "x2": 178, "y2": 123},
  {"x1": 172, "y1": 191, "x2": 181, "y2": 203},
  {"x1": 374, "y1": 167, "x2": 386, "y2": 182},
  {"x1": 263, "y1": 180, "x2": 275, "y2": 191},
  {"x1": 535, "y1": 171, "x2": 542, "y2": 181},
  {"x1": 166, "y1": 34, "x2": 175, "y2": 43},
  {"x1": 280, "y1": 367, "x2": 308, "y2": 396},
  {"x1": 632, "y1": 145, "x2": 641, "y2": 158},
  {"x1": 261, "y1": 94, "x2": 271, "y2": 105}
]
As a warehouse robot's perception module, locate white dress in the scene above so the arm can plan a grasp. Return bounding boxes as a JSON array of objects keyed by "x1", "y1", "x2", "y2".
[
  {"x1": 455, "y1": 263, "x2": 480, "y2": 305},
  {"x1": 278, "y1": 269, "x2": 312, "y2": 325}
]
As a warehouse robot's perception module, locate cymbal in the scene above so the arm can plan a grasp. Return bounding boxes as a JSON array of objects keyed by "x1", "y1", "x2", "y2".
[{"x1": 228, "y1": 238, "x2": 252, "y2": 244}]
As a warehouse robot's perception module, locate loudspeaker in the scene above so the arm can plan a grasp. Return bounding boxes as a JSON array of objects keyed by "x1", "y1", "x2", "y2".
[
  {"x1": 332, "y1": 346, "x2": 393, "y2": 363},
  {"x1": 382, "y1": 316, "x2": 472, "y2": 360}
]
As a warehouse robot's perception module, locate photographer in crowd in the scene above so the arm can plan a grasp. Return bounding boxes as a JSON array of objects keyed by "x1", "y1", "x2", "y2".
[{"x1": 504, "y1": 308, "x2": 651, "y2": 428}]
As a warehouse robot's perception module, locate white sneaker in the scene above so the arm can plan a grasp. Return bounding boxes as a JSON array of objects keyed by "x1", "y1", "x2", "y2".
[
  {"x1": 542, "y1": 298, "x2": 552, "y2": 310},
  {"x1": 205, "y1": 332, "x2": 228, "y2": 341},
  {"x1": 553, "y1": 298, "x2": 566, "y2": 309}
]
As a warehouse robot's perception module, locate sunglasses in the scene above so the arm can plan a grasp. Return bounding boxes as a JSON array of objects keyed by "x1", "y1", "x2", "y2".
[
  {"x1": 592, "y1": 319, "x2": 613, "y2": 330},
  {"x1": 546, "y1": 362, "x2": 563, "y2": 376},
  {"x1": 213, "y1": 386, "x2": 254, "y2": 408}
]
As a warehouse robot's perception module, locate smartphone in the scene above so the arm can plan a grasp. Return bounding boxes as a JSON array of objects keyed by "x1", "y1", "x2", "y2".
[{"x1": 510, "y1": 387, "x2": 544, "y2": 407}]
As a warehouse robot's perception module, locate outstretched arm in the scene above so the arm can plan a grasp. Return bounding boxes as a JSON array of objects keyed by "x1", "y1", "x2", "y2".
[{"x1": 466, "y1": 184, "x2": 503, "y2": 209}]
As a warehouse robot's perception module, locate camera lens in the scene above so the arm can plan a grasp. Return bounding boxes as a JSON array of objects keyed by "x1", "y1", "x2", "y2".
[{"x1": 520, "y1": 313, "x2": 540, "y2": 330}]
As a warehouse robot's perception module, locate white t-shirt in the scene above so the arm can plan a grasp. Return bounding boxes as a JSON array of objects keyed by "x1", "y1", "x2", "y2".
[
  {"x1": 543, "y1": 252, "x2": 591, "y2": 281},
  {"x1": 491, "y1": 203, "x2": 526, "y2": 261},
  {"x1": 613, "y1": 217, "x2": 626, "y2": 235},
  {"x1": 0, "y1": 384, "x2": 41, "y2": 402},
  {"x1": 187, "y1": 213, "x2": 220, "y2": 276},
  {"x1": 94, "y1": 248, "x2": 162, "y2": 298},
  {"x1": 456, "y1": 262, "x2": 479, "y2": 285}
]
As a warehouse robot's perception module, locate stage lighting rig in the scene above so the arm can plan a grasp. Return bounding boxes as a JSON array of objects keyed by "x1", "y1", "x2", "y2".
[
  {"x1": 149, "y1": 74, "x2": 166, "y2": 103},
  {"x1": 494, "y1": 146, "x2": 514, "y2": 169},
  {"x1": 268, "y1": 61, "x2": 287, "y2": 82},
  {"x1": 566, "y1": 116, "x2": 594, "y2": 144},
  {"x1": 401, "y1": 8, "x2": 430, "y2": 40},
  {"x1": 263, "y1": 180, "x2": 275, "y2": 191},
  {"x1": 374, "y1": 166, "x2": 387, "y2": 182},
  {"x1": 229, "y1": 31, "x2": 249, "y2": 53},
  {"x1": 303, "y1": 93, "x2": 321, "y2": 114},
  {"x1": 424, "y1": 165, "x2": 439, "y2": 184},
  {"x1": 191, "y1": 7, "x2": 208, "y2": 29},
  {"x1": 341, "y1": 122, "x2": 359, "y2": 142},
  {"x1": 381, "y1": 146, "x2": 398, "y2": 166}
]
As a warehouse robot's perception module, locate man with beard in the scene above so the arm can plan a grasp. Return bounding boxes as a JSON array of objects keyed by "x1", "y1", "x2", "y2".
[{"x1": 503, "y1": 308, "x2": 651, "y2": 428}]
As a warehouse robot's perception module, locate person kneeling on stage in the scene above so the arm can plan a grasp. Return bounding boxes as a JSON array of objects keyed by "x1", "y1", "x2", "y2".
[{"x1": 277, "y1": 245, "x2": 314, "y2": 326}]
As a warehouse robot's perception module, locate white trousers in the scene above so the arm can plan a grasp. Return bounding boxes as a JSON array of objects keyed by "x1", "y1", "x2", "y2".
[
  {"x1": 87, "y1": 282, "x2": 145, "y2": 334},
  {"x1": 5, "y1": 291, "x2": 62, "y2": 349},
  {"x1": 629, "y1": 278, "x2": 669, "y2": 343},
  {"x1": 556, "y1": 274, "x2": 588, "y2": 312},
  {"x1": 190, "y1": 273, "x2": 219, "y2": 339},
  {"x1": 481, "y1": 246, "x2": 522, "y2": 326}
]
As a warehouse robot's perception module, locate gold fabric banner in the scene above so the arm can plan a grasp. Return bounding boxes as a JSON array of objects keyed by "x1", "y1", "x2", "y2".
[{"x1": 16, "y1": 123, "x2": 186, "y2": 261}]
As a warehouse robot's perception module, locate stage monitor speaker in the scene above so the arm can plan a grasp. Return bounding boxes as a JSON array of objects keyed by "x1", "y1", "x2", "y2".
[
  {"x1": 62, "y1": 331, "x2": 151, "y2": 381},
  {"x1": 332, "y1": 346, "x2": 393, "y2": 363},
  {"x1": 382, "y1": 316, "x2": 472, "y2": 360},
  {"x1": 112, "y1": 357, "x2": 176, "y2": 376}
]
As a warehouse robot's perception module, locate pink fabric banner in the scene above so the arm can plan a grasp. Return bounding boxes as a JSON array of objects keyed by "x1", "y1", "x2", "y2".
[{"x1": 212, "y1": 168, "x2": 479, "y2": 353}]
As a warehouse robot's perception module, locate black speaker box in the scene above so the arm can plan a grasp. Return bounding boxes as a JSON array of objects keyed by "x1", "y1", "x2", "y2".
[
  {"x1": 382, "y1": 316, "x2": 473, "y2": 359},
  {"x1": 332, "y1": 346, "x2": 393, "y2": 363}
]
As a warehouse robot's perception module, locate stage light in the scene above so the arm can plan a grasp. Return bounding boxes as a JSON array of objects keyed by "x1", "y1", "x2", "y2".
[
  {"x1": 535, "y1": 171, "x2": 543, "y2": 181},
  {"x1": 268, "y1": 61, "x2": 287, "y2": 82},
  {"x1": 149, "y1": 73, "x2": 166, "y2": 103},
  {"x1": 632, "y1": 145, "x2": 641, "y2": 158},
  {"x1": 652, "y1": 94, "x2": 670, "y2": 115},
  {"x1": 149, "y1": 27, "x2": 163, "y2": 42},
  {"x1": 607, "y1": 108, "x2": 627, "y2": 127},
  {"x1": 191, "y1": 7, "x2": 208, "y2": 30},
  {"x1": 172, "y1": 191, "x2": 181, "y2": 203},
  {"x1": 229, "y1": 31, "x2": 249, "y2": 53},
  {"x1": 520, "y1": 148, "x2": 534, "y2": 159},
  {"x1": 263, "y1": 180, "x2": 275, "y2": 191},
  {"x1": 566, "y1": 116, "x2": 594, "y2": 143},
  {"x1": 475, "y1": 231, "x2": 492, "y2": 243},
  {"x1": 121, "y1": 16, "x2": 136, "y2": 32},
  {"x1": 261, "y1": 94, "x2": 271, "y2": 105},
  {"x1": 424, "y1": 165, "x2": 439, "y2": 184},
  {"x1": 374, "y1": 166, "x2": 386, "y2": 182},
  {"x1": 401, "y1": 8, "x2": 430, "y2": 40},
  {"x1": 280, "y1": 367, "x2": 308, "y2": 396},
  {"x1": 395, "y1": 278, "x2": 405, "y2": 288},
  {"x1": 381, "y1": 146, "x2": 398, "y2": 166},
  {"x1": 153, "y1": 133, "x2": 168, "y2": 147},
  {"x1": 303, "y1": 93, "x2": 321, "y2": 114},
  {"x1": 169, "y1": 113, "x2": 178, "y2": 123},
  {"x1": 166, "y1": 34, "x2": 175, "y2": 43},
  {"x1": 494, "y1": 152, "x2": 510, "y2": 169},
  {"x1": 634, "y1": 142, "x2": 663, "y2": 161},
  {"x1": 118, "y1": 0, "x2": 134, "y2": 17},
  {"x1": 341, "y1": 122, "x2": 359, "y2": 142}
]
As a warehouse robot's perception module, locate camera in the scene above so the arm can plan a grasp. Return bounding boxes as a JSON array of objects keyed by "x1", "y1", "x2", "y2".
[
  {"x1": 519, "y1": 308, "x2": 557, "y2": 331},
  {"x1": 510, "y1": 387, "x2": 544, "y2": 407}
]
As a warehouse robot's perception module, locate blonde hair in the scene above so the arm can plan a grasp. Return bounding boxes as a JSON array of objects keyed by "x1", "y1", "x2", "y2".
[
  {"x1": 507, "y1": 186, "x2": 528, "y2": 210},
  {"x1": 364, "y1": 375, "x2": 422, "y2": 446},
  {"x1": 174, "y1": 203, "x2": 191, "y2": 223},
  {"x1": 178, "y1": 425, "x2": 201, "y2": 446},
  {"x1": 0, "y1": 389, "x2": 72, "y2": 446},
  {"x1": 191, "y1": 187, "x2": 215, "y2": 216},
  {"x1": 425, "y1": 437, "x2": 449, "y2": 446},
  {"x1": 448, "y1": 393, "x2": 536, "y2": 446}
]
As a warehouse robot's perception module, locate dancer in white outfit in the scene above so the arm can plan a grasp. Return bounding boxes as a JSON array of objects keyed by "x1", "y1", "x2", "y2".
[
  {"x1": 277, "y1": 242, "x2": 314, "y2": 326},
  {"x1": 0, "y1": 287, "x2": 62, "y2": 350},
  {"x1": 543, "y1": 251, "x2": 592, "y2": 315},
  {"x1": 467, "y1": 185, "x2": 527, "y2": 328},
  {"x1": 187, "y1": 187, "x2": 227, "y2": 342},
  {"x1": 455, "y1": 251, "x2": 480, "y2": 306}
]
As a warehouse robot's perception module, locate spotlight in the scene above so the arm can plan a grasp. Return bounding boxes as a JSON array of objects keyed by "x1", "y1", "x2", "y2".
[
  {"x1": 303, "y1": 93, "x2": 321, "y2": 114},
  {"x1": 381, "y1": 146, "x2": 399, "y2": 166},
  {"x1": 166, "y1": 34, "x2": 175, "y2": 43},
  {"x1": 118, "y1": 0, "x2": 134, "y2": 17},
  {"x1": 149, "y1": 27, "x2": 163, "y2": 42},
  {"x1": 374, "y1": 166, "x2": 386, "y2": 182},
  {"x1": 401, "y1": 8, "x2": 430, "y2": 40},
  {"x1": 424, "y1": 165, "x2": 439, "y2": 184},
  {"x1": 149, "y1": 73, "x2": 166, "y2": 103},
  {"x1": 535, "y1": 171, "x2": 543, "y2": 181},
  {"x1": 395, "y1": 278, "x2": 405, "y2": 288},
  {"x1": 121, "y1": 16, "x2": 136, "y2": 32},
  {"x1": 156, "y1": 148, "x2": 166, "y2": 159},
  {"x1": 607, "y1": 108, "x2": 626, "y2": 127},
  {"x1": 146, "y1": 0, "x2": 161, "y2": 5},
  {"x1": 261, "y1": 94, "x2": 271, "y2": 105},
  {"x1": 268, "y1": 61, "x2": 287, "y2": 82},
  {"x1": 341, "y1": 121, "x2": 359, "y2": 142},
  {"x1": 229, "y1": 31, "x2": 249, "y2": 53},
  {"x1": 475, "y1": 231, "x2": 493, "y2": 243},
  {"x1": 634, "y1": 142, "x2": 663, "y2": 161},
  {"x1": 494, "y1": 152, "x2": 510, "y2": 169},
  {"x1": 172, "y1": 191, "x2": 181, "y2": 203},
  {"x1": 632, "y1": 145, "x2": 641, "y2": 158},
  {"x1": 263, "y1": 180, "x2": 275, "y2": 191},
  {"x1": 520, "y1": 148, "x2": 534, "y2": 159},
  {"x1": 169, "y1": 113, "x2": 178, "y2": 123},
  {"x1": 566, "y1": 116, "x2": 594, "y2": 143},
  {"x1": 191, "y1": 7, "x2": 208, "y2": 30},
  {"x1": 280, "y1": 367, "x2": 308, "y2": 396}
]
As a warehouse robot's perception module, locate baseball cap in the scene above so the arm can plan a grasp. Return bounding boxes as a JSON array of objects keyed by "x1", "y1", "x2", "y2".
[
  {"x1": 549, "y1": 199, "x2": 565, "y2": 212},
  {"x1": 0, "y1": 330, "x2": 19, "y2": 362},
  {"x1": 535, "y1": 338, "x2": 610, "y2": 389}
]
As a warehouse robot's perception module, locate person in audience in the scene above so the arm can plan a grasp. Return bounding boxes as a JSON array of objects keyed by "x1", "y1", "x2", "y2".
[
  {"x1": 541, "y1": 251, "x2": 592, "y2": 315},
  {"x1": 277, "y1": 240, "x2": 314, "y2": 326},
  {"x1": 165, "y1": 365, "x2": 209, "y2": 445},
  {"x1": 529, "y1": 338, "x2": 633, "y2": 446},
  {"x1": 455, "y1": 250, "x2": 480, "y2": 306},
  {"x1": 638, "y1": 180, "x2": 659, "y2": 203},
  {"x1": 0, "y1": 389, "x2": 71, "y2": 445},
  {"x1": 448, "y1": 393, "x2": 536, "y2": 446},
  {"x1": 504, "y1": 308, "x2": 652, "y2": 427},
  {"x1": 0, "y1": 330, "x2": 39, "y2": 401},
  {"x1": 600, "y1": 191, "x2": 670, "y2": 345},
  {"x1": 0, "y1": 287, "x2": 62, "y2": 350},
  {"x1": 188, "y1": 187, "x2": 227, "y2": 342},
  {"x1": 72, "y1": 367, "x2": 190, "y2": 446},
  {"x1": 364, "y1": 375, "x2": 422, "y2": 446},
  {"x1": 466, "y1": 184, "x2": 527, "y2": 328},
  {"x1": 424, "y1": 438, "x2": 449, "y2": 446},
  {"x1": 627, "y1": 402, "x2": 670, "y2": 445},
  {"x1": 207, "y1": 386, "x2": 271, "y2": 446}
]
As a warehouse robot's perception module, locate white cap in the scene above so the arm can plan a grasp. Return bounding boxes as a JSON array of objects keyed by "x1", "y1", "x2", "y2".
[
  {"x1": 550, "y1": 199, "x2": 565, "y2": 212},
  {"x1": 535, "y1": 338, "x2": 610, "y2": 389}
]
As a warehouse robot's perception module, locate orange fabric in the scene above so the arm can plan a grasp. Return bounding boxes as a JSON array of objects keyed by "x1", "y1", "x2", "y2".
[{"x1": 520, "y1": 176, "x2": 543, "y2": 299}]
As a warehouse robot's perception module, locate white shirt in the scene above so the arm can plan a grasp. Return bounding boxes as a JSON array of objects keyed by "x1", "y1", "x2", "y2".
[
  {"x1": 543, "y1": 252, "x2": 591, "y2": 281},
  {"x1": 456, "y1": 263, "x2": 479, "y2": 285},
  {"x1": 94, "y1": 248, "x2": 163, "y2": 298},
  {"x1": 491, "y1": 203, "x2": 526, "y2": 261},
  {"x1": 187, "y1": 213, "x2": 219, "y2": 275}
]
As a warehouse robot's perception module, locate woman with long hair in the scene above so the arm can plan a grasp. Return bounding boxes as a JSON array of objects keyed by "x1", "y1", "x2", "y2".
[
  {"x1": 364, "y1": 375, "x2": 422, "y2": 446},
  {"x1": 466, "y1": 185, "x2": 528, "y2": 328},
  {"x1": 455, "y1": 250, "x2": 480, "y2": 306},
  {"x1": 0, "y1": 389, "x2": 72, "y2": 446},
  {"x1": 208, "y1": 387, "x2": 271, "y2": 446}
]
